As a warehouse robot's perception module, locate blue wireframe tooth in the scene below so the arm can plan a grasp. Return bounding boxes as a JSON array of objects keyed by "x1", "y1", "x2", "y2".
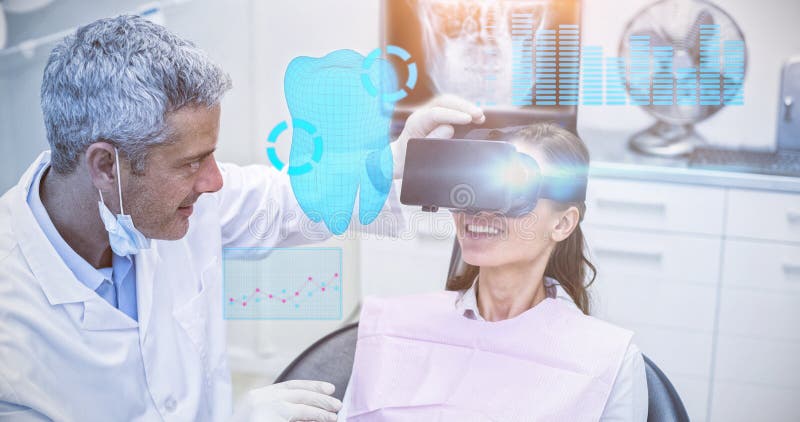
[{"x1": 284, "y1": 49, "x2": 397, "y2": 235}]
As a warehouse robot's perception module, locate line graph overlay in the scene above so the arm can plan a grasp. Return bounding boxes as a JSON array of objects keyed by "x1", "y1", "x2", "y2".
[{"x1": 223, "y1": 247, "x2": 343, "y2": 320}]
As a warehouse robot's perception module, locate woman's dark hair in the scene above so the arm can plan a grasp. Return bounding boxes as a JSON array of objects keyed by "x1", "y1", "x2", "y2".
[{"x1": 445, "y1": 122, "x2": 596, "y2": 315}]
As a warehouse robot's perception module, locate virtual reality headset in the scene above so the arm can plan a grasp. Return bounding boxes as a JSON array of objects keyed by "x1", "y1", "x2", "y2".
[{"x1": 400, "y1": 138, "x2": 588, "y2": 217}]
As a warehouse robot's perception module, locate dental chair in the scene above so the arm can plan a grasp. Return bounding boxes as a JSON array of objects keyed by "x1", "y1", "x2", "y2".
[{"x1": 277, "y1": 240, "x2": 691, "y2": 422}]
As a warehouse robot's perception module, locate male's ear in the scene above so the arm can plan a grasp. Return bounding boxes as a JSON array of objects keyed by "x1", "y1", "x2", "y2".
[
  {"x1": 550, "y1": 205, "x2": 581, "y2": 242},
  {"x1": 85, "y1": 142, "x2": 117, "y2": 193}
]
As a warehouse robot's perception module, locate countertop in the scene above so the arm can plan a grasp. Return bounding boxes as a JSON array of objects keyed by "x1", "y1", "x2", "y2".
[{"x1": 581, "y1": 128, "x2": 800, "y2": 194}]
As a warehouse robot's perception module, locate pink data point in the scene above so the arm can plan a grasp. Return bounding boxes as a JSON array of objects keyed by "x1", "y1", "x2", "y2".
[
  {"x1": 334, "y1": 273, "x2": 339, "y2": 277},
  {"x1": 281, "y1": 299, "x2": 286, "y2": 303},
  {"x1": 242, "y1": 302, "x2": 247, "y2": 307},
  {"x1": 308, "y1": 276, "x2": 312, "y2": 280},
  {"x1": 229, "y1": 298, "x2": 234, "y2": 302},
  {"x1": 268, "y1": 294, "x2": 273, "y2": 299},
  {"x1": 321, "y1": 288, "x2": 326, "y2": 292},
  {"x1": 294, "y1": 291, "x2": 299, "y2": 296},
  {"x1": 255, "y1": 288, "x2": 260, "y2": 293}
]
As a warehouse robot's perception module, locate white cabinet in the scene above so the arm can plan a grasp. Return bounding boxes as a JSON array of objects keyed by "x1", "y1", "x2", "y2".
[
  {"x1": 713, "y1": 335, "x2": 800, "y2": 390},
  {"x1": 583, "y1": 227, "x2": 722, "y2": 285},
  {"x1": 584, "y1": 178, "x2": 724, "y2": 422},
  {"x1": 585, "y1": 177, "x2": 800, "y2": 422},
  {"x1": 590, "y1": 276, "x2": 718, "y2": 332},
  {"x1": 721, "y1": 240, "x2": 800, "y2": 293},
  {"x1": 627, "y1": 324, "x2": 712, "y2": 422},
  {"x1": 725, "y1": 189, "x2": 800, "y2": 242},
  {"x1": 717, "y1": 288, "x2": 800, "y2": 342},
  {"x1": 710, "y1": 208, "x2": 800, "y2": 422},
  {"x1": 584, "y1": 178, "x2": 726, "y2": 235},
  {"x1": 709, "y1": 382, "x2": 797, "y2": 422}
]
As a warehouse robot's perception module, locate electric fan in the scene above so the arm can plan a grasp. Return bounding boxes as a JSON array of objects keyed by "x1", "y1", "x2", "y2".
[{"x1": 619, "y1": 0, "x2": 747, "y2": 156}]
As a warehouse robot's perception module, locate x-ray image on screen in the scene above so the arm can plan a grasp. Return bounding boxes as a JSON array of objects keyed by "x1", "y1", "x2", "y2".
[
  {"x1": 416, "y1": 0, "x2": 551, "y2": 107},
  {"x1": 382, "y1": 0, "x2": 581, "y2": 133}
]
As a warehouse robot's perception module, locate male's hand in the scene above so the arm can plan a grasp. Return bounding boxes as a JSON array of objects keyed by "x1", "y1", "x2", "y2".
[
  {"x1": 230, "y1": 380, "x2": 342, "y2": 422},
  {"x1": 392, "y1": 94, "x2": 485, "y2": 179}
]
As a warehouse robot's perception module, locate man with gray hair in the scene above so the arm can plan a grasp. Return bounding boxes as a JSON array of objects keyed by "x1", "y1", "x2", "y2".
[{"x1": 0, "y1": 14, "x2": 484, "y2": 422}]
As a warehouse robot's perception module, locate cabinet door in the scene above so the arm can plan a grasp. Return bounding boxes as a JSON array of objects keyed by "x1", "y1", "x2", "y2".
[
  {"x1": 710, "y1": 382, "x2": 797, "y2": 422},
  {"x1": 713, "y1": 335, "x2": 800, "y2": 390},
  {"x1": 583, "y1": 178, "x2": 725, "y2": 235},
  {"x1": 584, "y1": 226, "x2": 721, "y2": 422},
  {"x1": 722, "y1": 239, "x2": 800, "y2": 293},
  {"x1": 613, "y1": 323, "x2": 712, "y2": 422},
  {"x1": 717, "y1": 287, "x2": 800, "y2": 342},
  {"x1": 712, "y1": 238, "x2": 800, "y2": 422},
  {"x1": 585, "y1": 226, "x2": 720, "y2": 331},
  {"x1": 590, "y1": 275, "x2": 718, "y2": 332},
  {"x1": 726, "y1": 189, "x2": 800, "y2": 242},
  {"x1": 583, "y1": 226, "x2": 722, "y2": 285}
]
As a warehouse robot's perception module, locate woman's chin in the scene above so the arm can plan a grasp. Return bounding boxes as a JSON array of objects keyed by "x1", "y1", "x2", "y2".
[{"x1": 460, "y1": 248, "x2": 502, "y2": 268}]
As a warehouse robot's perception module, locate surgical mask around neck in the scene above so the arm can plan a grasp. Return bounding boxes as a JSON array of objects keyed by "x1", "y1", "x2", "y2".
[{"x1": 97, "y1": 147, "x2": 151, "y2": 256}]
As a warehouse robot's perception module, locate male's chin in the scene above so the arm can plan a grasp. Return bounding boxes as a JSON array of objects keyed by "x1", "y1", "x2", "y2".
[
  {"x1": 170, "y1": 218, "x2": 191, "y2": 240},
  {"x1": 147, "y1": 218, "x2": 190, "y2": 241}
]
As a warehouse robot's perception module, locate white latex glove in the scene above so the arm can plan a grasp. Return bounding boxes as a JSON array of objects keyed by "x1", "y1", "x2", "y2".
[
  {"x1": 229, "y1": 380, "x2": 342, "y2": 422},
  {"x1": 391, "y1": 94, "x2": 485, "y2": 179}
]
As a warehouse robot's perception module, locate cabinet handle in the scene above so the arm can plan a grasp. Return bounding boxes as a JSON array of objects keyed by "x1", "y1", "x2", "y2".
[
  {"x1": 783, "y1": 263, "x2": 800, "y2": 278},
  {"x1": 596, "y1": 199, "x2": 667, "y2": 215},
  {"x1": 787, "y1": 211, "x2": 800, "y2": 224},
  {"x1": 594, "y1": 247, "x2": 663, "y2": 264}
]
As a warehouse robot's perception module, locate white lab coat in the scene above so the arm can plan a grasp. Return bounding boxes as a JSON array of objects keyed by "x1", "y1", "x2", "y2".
[{"x1": 0, "y1": 152, "x2": 399, "y2": 421}]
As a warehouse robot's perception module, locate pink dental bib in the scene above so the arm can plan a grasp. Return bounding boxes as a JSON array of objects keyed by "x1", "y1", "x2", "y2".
[{"x1": 345, "y1": 291, "x2": 633, "y2": 422}]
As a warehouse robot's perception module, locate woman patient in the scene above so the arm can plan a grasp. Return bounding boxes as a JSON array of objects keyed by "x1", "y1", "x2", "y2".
[{"x1": 339, "y1": 123, "x2": 648, "y2": 421}]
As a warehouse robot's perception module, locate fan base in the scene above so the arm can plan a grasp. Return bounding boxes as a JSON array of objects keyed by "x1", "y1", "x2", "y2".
[{"x1": 629, "y1": 122, "x2": 705, "y2": 157}]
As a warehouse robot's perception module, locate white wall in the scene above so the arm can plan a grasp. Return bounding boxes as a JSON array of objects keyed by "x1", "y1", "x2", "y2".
[
  {"x1": 578, "y1": 0, "x2": 800, "y2": 149},
  {"x1": 167, "y1": 0, "x2": 256, "y2": 166}
]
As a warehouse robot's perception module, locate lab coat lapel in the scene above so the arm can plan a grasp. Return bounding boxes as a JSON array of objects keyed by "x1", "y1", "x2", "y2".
[
  {"x1": 172, "y1": 250, "x2": 214, "y2": 359},
  {"x1": 135, "y1": 242, "x2": 160, "y2": 341},
  {"x1": 81, "y1": 296, "x2": 139, "y2": 330}
]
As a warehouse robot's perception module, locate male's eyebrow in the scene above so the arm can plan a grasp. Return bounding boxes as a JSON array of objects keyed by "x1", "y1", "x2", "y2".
[{"x1": 183, "y1": 147, "x2": 217, "y2": 163}]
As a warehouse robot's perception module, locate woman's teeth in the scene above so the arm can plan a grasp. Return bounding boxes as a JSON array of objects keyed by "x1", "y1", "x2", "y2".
[{"x1": 466, "y1": 224, "x2": 501, "y2": 235}]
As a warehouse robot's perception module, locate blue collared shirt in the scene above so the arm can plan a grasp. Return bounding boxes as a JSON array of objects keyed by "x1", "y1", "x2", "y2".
[{"x1": 26, "y1": 165, "x2": 138, "y2": 321}]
